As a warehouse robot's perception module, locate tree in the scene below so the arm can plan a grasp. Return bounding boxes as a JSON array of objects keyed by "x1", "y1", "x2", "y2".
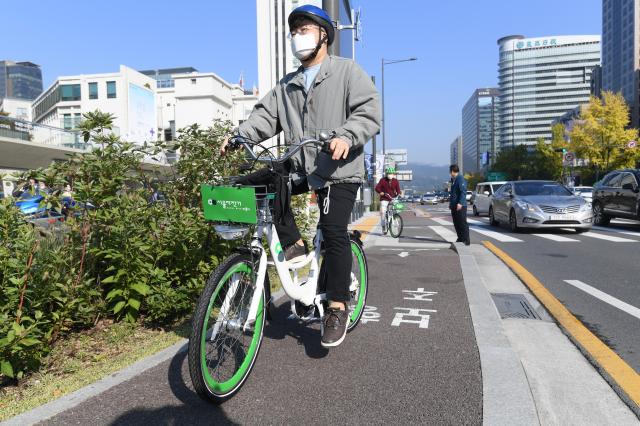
[
  {"x1": 569, "y1": 92, "x2": 639, "y2": 172},
  {"x1": 490, "y1": 145, "x2": 534, "y2": 180}
]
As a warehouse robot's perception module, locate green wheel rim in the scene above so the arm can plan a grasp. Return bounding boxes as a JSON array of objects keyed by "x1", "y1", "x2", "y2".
[
  {"x1": 200, "y1": 263, "x2": 263, "y2": 394},
  {"x1": 350, "y1": 242, "x2": 367, "y2": 324}
]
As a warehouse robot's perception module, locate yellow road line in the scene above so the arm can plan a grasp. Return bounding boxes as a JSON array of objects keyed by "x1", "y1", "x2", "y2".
[
  {"x1": 483, "y1": 241, "x2": 640, "y2": 408},
  {"x1": 350, "y1": 216, "x2": 380, "y2": 242}
]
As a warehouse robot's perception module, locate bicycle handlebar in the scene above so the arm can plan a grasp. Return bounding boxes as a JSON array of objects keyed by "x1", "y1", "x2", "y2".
[{"x1": 228, "y1": 132, "x2": 332, "y2": 164}]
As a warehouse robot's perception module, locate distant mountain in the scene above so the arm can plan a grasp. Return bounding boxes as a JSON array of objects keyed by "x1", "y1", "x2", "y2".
[{"x1": 398, "y1": 162, "x2": 449, "y2": 192}]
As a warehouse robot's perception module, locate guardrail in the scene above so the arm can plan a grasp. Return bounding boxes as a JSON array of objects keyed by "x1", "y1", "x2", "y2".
[{"x1": 0, "y1": 116, "x2": 89, "y2": 150}]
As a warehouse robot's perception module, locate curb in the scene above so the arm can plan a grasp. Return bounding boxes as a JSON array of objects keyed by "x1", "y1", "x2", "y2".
[
  {"x1": 483, "y1": 241, "x2": 640, "y2": 417},
  {"x1": 453, "y1": 243, "x2": 539, "y2": 425},
  {"x1": 2, "y1": 340, "x2": 188, "y2": 426}
]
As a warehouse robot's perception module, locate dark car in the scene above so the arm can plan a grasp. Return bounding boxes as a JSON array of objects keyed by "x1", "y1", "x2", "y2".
[{"x1": 592, "y1": 169, "x2": 640, "y2": 225}]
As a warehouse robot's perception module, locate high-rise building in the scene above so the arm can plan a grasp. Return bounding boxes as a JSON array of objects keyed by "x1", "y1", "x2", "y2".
[
  {"x1": 602, "y1": 0, "x2": 639, "y2": 127},
  {"x1": 497, "y1": 35, "x2": 600, "y2": 148},
  {"x1": 0, "y1": 60, "x2": 43, "y2": 101},
  {"x1": 450, "y1": 135, "x2": 463, "y2": 171},
  {"x1": 462, "y1": 88, "x2": 499, "y2": 173}
]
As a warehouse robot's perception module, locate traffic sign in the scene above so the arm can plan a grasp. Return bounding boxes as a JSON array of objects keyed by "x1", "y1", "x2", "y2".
[
  {"x1": 628, "y1": 140, "x2": 637, "y2": 149},
  {"x1": 487, "y1": 172, "x2": 507, "y2": 182},
  {"x1": 564, "y1": 152, "x2": 575, "y2": 162}
]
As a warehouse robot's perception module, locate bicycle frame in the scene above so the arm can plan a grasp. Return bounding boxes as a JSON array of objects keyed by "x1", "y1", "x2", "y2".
[{"x1": 240, "y1": 220, "x2": 326, "y2": 331}]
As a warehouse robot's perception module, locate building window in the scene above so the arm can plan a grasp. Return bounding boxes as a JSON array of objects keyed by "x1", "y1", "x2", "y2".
[
  {"x1": 60, "y1": 84, "x2": 81, "y2": 101},
  {"x1": 107, "y1": 81, "x2": 117, "y2": 99},
  {"x1": 63, "y1": 113, "x2": 72, "y2": 129},
  {"x1": 89, "y1": 82, "x2": 98, "y2": 99}
]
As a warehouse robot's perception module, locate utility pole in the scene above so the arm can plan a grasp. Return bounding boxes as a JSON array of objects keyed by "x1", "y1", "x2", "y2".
[{"x1": 323, "y1": 0, "x2": 340, "y2": 56}]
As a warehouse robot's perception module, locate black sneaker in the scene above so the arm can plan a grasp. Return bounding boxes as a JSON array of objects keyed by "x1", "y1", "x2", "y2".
[
  {"x1": 284, "y1": 242, "x2": 308, "y2": 263},
  {"x1": 321, "y1": 307, "x2": 349, "y2": 348},
  {"x1": 464, "y1": 240, "x2": 471, "y2": 246}
]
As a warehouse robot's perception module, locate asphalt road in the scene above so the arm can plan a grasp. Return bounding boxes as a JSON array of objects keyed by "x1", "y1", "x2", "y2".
[
  {"x1": 40, "y1": 212, "x2": 482, "y2": 426},
  {"x1": 415, "y1": 202, "x2": 640, "y2": 374}
]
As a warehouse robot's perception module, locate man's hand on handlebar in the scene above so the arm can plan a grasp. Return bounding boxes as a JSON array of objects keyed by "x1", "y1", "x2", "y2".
[{"x1": 329, "y1": 137, "x2": 349, "y2": 160}]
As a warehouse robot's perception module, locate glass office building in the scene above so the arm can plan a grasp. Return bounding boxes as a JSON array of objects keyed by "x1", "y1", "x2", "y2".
[
  {"x1": 462, "y1": 88, "x2": 499, "y2": 173},
  {"x1": 497, "y1": 35, "x2": 600, "y2": 148},
  {"x1": 0, "y1": 60, "x2": 43, "y2": 101},
  {"x1": 602, "y1": 0, "x2": 639, "y2": 127}
]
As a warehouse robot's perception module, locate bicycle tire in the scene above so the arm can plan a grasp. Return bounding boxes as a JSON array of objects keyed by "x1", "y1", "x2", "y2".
[
  {"x1": 188, "y1": 252, "x2": 265, "y2": 404},
  {"x1": 389, "y1": 213, "x2": 403, "y2": 238},
  {"x1": 347, "y1": 238, "x2": 368, "y2": 332}
]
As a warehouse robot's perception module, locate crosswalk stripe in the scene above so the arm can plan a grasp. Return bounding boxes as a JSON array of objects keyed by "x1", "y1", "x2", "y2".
[
  {"x1": 531, "y1": 233, "x2": 579, "y2": 242},
  {"x1": 466, "y1": 218, "x2": 487, "y2": 225},
  {"x1": 469, "y1": 226, "x2": 523, "y2": 242},
  {"x1": 429, "y1": 226, "x2": 458, "y2": 242},
  {"x1": 592, "y1": 226, "x2": 640, "y2": 238},
  {"x1": 582, "y1": 231, "x2": 637, "y2": 243},
  {"x1": 564, "y1": 280, "x2": 640, "y2": 320},
  {"x1": 431, "y1": 218, "x2": 453, "y2": 226}
]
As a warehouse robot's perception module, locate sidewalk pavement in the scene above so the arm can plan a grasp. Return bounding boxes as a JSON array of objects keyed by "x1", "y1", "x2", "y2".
[{"x1": 454, "y1": 242, "x2": 638, "y2": 425}]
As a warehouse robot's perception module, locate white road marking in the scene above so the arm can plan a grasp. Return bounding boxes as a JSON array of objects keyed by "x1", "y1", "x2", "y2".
[
  {"x1": 391, "y1": 307, "x2": 436, "y2": 329},
  {"x1": 581, "y1": 231, "x2": 637, "y2": 243},
  {"x1": 398, "y1": 251, "x2": 410, "y2": 258},
  {"x1": 592, "y1": 226, "x2": 640, "y2": 238},
  {"x1": 360, "y1": 305, "x2": 381, "y2": 324},
  {"x1": 429, "y1": 226, "x2": 458, "y2": 242},
  {"x1": 431, "y1": 217, "x2": 453, "y2": 226},
  {"x1": 468, "y1": 226, "x2": 524, "y2": 242},
  {"x1": 466, "y1": 218, "x2": 487, "y2": 225},
  {"x1": 402, "y1": 288, "x2": 437, "y2": 301},
  {"x1": 531, "y1": 233, "x2": 579, "y2": 242},
  {"x1": 564, "y1": 280, "x2": 640, "y2": 320}
]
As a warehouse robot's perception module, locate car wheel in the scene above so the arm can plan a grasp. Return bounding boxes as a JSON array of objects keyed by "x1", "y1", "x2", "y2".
[
  {"x1": 489, "y1": 207, "x2": 498, "y2": 226},
  {"x1": 592, "y1": 202, "x2": 610, "y2": 226},
  {"x1": 509, "y1": 209, "x2": 520, "y2": 232},
  {"x1": 473, "y1": 205, "x2": 479, "y2": 216}
]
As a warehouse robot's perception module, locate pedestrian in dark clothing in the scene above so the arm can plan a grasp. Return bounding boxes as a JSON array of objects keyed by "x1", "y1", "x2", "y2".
[{"x1": 449, "y1": 164, "x2": 470, "y2": 245}]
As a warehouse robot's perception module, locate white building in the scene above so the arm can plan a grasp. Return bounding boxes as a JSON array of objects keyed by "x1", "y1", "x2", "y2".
[
  {"x1": 32, "y1": 65, "x2": 157, "y2": 144},
  {"x1": 0, "y1": 97, "x2": 32, "y2": 121},
  {"x1": 142, "y1": 68, "x2": 257, "y2": 141},
  {"x1": 497, "y1": 35, "x2": 601, "y2": 148}
]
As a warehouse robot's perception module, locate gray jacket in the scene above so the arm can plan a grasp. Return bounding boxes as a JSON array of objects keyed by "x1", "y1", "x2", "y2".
[{"x1": 238, "y1": 55, "x2": 381, "y2": 189}]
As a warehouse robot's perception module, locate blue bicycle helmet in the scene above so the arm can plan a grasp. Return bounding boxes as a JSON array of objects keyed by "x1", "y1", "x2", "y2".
[{"x1": 288, "y1": 4, "x2": 335, "y2": 45}]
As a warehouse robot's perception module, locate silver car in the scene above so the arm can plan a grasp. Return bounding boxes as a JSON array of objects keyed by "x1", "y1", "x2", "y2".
[{"x1": 489, "y1": 180, "x2": 593, "y2": 232}]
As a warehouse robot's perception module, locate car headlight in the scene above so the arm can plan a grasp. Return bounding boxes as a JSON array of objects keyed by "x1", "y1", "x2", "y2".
[
  {"x1": 581, "y1": 202, "x2": 592, "y2": 211},
  {"x1": 515, "y1": 201, "x2": 539, "y2": 212}
]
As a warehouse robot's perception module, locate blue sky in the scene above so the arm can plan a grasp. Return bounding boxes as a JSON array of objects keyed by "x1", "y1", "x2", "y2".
[{"x1": 4, "y1": 0, "x2": 601, "y2": 165}]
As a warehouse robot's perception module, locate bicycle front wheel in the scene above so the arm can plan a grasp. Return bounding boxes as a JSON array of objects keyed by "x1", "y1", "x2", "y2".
[
  {"x1": 188, "y1": 253, "x2": 265, "y2": 404},
  {"x1": 347, "y1": 238, "x2": 368, "y2": 332},
  {"x1": 389, "y1": 213, "x2": 403, "y2": 238}
]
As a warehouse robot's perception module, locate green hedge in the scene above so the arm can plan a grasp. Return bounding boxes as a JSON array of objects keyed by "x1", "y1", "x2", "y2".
[{"x1": 0, "y1": 111, "x2": 279, "y2": 381}]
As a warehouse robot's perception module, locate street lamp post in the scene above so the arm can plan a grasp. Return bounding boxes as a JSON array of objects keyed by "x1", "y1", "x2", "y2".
[{"x1": 381, "y1": 57, "x2": 417, "y2": 156}]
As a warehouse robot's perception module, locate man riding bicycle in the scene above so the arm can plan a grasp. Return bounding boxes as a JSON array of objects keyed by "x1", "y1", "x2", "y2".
[
  {"x1": 375, "y1": 167, "x2": 401, "y2": 234},
  {"x1": 222, "y1": 5, "x2": 380, "y2": 348}
]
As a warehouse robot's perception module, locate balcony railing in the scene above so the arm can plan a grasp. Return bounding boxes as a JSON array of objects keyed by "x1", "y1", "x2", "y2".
[
  {"x1": 0, "y1": 116, "x2": 88, "y2": 151},
  {"x1": 0, "y1": 116, "x2": 169, "y2": 165}
]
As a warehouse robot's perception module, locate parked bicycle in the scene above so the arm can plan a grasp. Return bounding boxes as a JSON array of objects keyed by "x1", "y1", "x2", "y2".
[{"x1": 188, "y1": 135, "x2": 369, "y2": 403}]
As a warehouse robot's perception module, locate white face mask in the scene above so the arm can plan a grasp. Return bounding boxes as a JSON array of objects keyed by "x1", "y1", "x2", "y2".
[{"x1": 291, "y1": 33, "x2": 318, "y2": 60}]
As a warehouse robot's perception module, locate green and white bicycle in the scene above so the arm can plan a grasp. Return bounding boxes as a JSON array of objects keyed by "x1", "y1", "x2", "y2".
[
  {"x1": 382, "y1": 198, "x2": 405, "y2": 238},
  {"x1": 188, "y1": 135, "x2": 369, "y2": 403}
]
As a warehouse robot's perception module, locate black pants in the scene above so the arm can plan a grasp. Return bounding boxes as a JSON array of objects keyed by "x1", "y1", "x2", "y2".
[
  {"x1": 451, "y1": 206, "x2": 470, "y2": 242},
  {"x1": 316, "y1": 183, "x2": 359, "y2": 302}
]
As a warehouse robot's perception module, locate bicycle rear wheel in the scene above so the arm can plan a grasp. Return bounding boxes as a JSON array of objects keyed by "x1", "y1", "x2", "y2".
[
  {"x1": 389, "y1": 213, "x2": 403, "y2": 238},
  {"x1": 188, "y1": 253, "x2": 265, "y2": 404},
  {"x1": 347, "y1": 238, "x2": 368, "y2": 331}
]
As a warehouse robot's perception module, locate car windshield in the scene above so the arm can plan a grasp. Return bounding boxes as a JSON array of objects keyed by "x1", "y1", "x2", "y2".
[
  {"x1": 491, "y1": 183, "x2": 504, "y2": 191},
  {"x1": 513, "y1": 182, "x2": 573, "y2": 196}
]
